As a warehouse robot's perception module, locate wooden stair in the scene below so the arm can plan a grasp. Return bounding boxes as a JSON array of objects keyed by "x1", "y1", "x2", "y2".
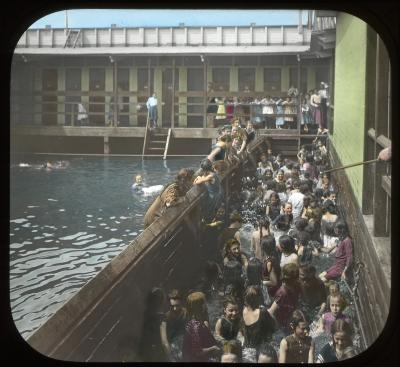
[{"x1": 142, "y1": 127, "x2": 172, "y2": 158}]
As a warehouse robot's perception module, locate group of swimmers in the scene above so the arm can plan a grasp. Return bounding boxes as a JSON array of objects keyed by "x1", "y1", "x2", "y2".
[{"x1": 138, "y1": 132, "x2": 359, "y2": 363}]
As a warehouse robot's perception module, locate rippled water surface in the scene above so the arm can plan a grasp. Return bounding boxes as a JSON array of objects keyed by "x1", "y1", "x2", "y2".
[{"x1": 10, "y1": 155, "x2": 200, "y2": 339}]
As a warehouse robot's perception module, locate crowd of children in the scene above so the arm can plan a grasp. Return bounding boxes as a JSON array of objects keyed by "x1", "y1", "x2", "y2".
[{"x1": 139, "y1": 132, "x2": 358, "y2": 363}]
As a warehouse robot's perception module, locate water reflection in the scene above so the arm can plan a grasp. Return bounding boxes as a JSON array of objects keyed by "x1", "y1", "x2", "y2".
[{"x1": 10, "y1": 155, "x2": 199, "y2": 339}]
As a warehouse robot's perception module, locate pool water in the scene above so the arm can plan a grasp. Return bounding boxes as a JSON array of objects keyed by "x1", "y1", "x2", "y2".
[{"x1": 10, "y1": 154, "x2": 201, "y2": 339}]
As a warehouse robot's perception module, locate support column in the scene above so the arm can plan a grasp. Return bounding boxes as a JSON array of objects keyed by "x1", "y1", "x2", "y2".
[
  {"x1": 58, "y1": 67, "x2": 65, "y2": 125},
  {"x1": 255, "y1": 66, "x2": 263, "y2": 92},
  {"x1": 373, "y1": 36, "x2": 390, "y2": 237},
  {"x1": 281, "y1": 66, "x2": 290, "y2": 92},
  {"x1": 130, "y1": 66, "x2": 138, "y2": 126},
  {"x1": 104, "y1": 136, "x2": 110, "y2": 154},
  {"x1": 178, "y1": 66, "x2": 187, "y2": 127},
  {"x1": 230, "y1": 66, "x2": 238, "y2": 92}
]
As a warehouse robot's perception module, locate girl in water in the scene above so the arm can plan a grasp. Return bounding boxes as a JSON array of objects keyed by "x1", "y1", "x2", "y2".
[
  {"x1": 316, "y1": 319, "x2": 356, "y2": 362},
  {"x1": 214, "y1": 296, "x2": 243, "y2": 344},
  {"x1": 279, "y1": 309, "x2": 315, "y2": 363}
]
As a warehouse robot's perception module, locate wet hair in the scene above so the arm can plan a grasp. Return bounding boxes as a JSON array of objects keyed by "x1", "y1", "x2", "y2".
[
  {"x1": 223, "y1": 296, "x2": 239, "y2": 310},
  {"x1": 200, "y1": 158, "x2": 213, "y2": 172},
  {"x1": 290, "y1": 309, "x2": 308, "y2": 329},
  {"x1": 295, "y1": 218, "x2": 309, "y2": 231},
  {"x1": 331, "y1": 319, "x2": 353, "y2": 344},
  {"x1": 323, "y1": 199, "x2": 337, "y2": 215},
  {"x1": 244, "y1": 285, "x2": 263, "y2": 309},
  {"x1": 297, "y1": 231, "x2": 311, "y2": 247},
  {"x1": 168, "y1": 288, "x2": 183, "y2": 301},
  {"x1": 281, "y1": 263, "x2": 300, "y2": 283},
  {"x1": 269, "y1": 192, "x2": 280, "y2": 204},
  {"x1": 292, "y1": 179, "x2": 301, "y2": 189},
  {"x1": 229, "y1": 211, "x2": 243, "y2": 223},
  {"x1": 223, "y1": 340, "x2": 242, "y2": 361},
  {"x1": 258, "y1": 343, "x2": 278, "y2": 363},
  {"x1": 224, "y1": 239, "x2": 241, "y2": 258},
  {"x1": 265, "y1": 180, "x2": 276, "y2": 191},
  {"x1": 279, "y1": 235, "x2": 296, "y2": 254},
  {"x1": 186, "y1": 291, "x2": 206, "y2": 319},
  {"x1": 258, "y1": 218, "x2": 270, "y2": 243},
  {"x1": 299, "y1": 264, "x2": 316, "y2": 278},
  {"x1": 335, "y1": 220, "x2": 349, "y2": 239},
  {"x1": 261, "y1": 235, "x2": 277, "y2": 257},
  {"x1": 299, "y1": 183, "x2": 309, "y2": 194}
]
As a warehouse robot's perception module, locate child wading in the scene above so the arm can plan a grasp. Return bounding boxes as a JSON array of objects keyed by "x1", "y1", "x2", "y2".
[{"x1": 279, "y1": 310, "x2": 315, "y2": 363}]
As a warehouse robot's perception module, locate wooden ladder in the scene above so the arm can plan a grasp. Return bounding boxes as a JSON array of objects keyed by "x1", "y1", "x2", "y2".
[{"x1": 142, "y1": 115, "x2": 172, "y2": 157}]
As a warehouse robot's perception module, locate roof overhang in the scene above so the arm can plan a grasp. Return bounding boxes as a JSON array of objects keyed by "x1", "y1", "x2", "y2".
[{"x1": 14, "y1": 45, "x2": 311, "y2": 56}]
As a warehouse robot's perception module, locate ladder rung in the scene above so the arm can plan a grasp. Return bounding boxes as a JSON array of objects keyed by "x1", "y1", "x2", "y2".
[
  {"x1": 148, "y1": 147, "x2": 164, "y2": 150},
  {"x1": 151, "y1": 140, "x2": 167, "y2": 144}
]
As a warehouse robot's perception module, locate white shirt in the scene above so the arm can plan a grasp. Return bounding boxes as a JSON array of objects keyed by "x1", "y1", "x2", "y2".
[
  {"x1": 146, "y1": 96, "x2": 157, "y2": 108},
  {"x1": 287, "y1": 191, "x2": 305, "y2": 221}
]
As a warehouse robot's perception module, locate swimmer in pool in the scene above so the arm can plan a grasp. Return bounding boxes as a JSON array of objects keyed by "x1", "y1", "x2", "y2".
[{"x1": 131, "y1": 174, "x2": 144, "y2": 192}]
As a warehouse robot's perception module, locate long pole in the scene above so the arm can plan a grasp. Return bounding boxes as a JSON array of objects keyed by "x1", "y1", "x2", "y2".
[{"x1": 323, "y1": 158, "x2": 379, "y2": 174}]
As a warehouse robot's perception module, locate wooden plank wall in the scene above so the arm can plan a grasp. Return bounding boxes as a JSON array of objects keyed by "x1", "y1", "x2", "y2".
[{"x1": 329, "y1": 144, "x2": 390, "y2": 348}]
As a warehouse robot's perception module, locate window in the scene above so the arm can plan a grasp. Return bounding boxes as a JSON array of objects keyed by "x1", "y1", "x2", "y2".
[
  {"x1": 212, "y1": 68, "x2": 229, "y2": 91},
  {"x1": 264, "y1": 68, "x2": 281, "y2": 92},
  {"x1": 89, "y1": 68, "x2": 105, "y2": 90},
  {"x1": 187, "y1": 68, "x2": 204, "y2": 91},
  {"x1": 137, "y1": 68, "x2": 154, "y2": 93},
  {"x1": 239, "y1": 68, "x2": 255, "y2": 91},
  {"x1": 289, "y1": 67, "x2": 308, "y2": 94},
  {"x1": 117, "y1": 68, "x2": 129, "y2": 91},
  {"x1": 315, "y1": 67, "x2": 330, "y2": 88},
  {"x1": 66, "y1": 69, "x2": 81, "y2": 91}
]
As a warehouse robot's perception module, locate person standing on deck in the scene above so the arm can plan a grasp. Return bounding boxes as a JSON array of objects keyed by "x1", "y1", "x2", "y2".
[{"x1": 146, "y1": 92, "x2": 158, "y2": 128}]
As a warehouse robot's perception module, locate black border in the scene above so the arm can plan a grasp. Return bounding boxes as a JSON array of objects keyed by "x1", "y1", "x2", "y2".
[{"x1": 2, "y1": 0, "x2": 399, "y2": 366}]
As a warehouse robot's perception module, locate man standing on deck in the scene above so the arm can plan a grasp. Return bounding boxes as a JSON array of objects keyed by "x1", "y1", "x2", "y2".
[{"x1": 146, "y1": 92, "x2": 158, "y2": 128}]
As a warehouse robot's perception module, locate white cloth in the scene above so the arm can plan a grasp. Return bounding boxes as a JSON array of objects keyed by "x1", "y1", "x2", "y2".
[
  {"x1": 280, "y1": 252, "x2": 298, "y2": 269},
  {"x1": 287, "y1": 191, "x2": 305, "y2": 221},
  {"x1": 77, "y1": 103, "x2": 88, "y2": 120},
  {"x1": 146, "y1": 96, "x2": 157, "y2": 108}
]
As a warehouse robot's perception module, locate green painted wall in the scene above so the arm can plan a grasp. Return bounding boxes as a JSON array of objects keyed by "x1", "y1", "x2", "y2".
[{"x1": 331, "y1": 13, "x2": 368, "y2": 206}]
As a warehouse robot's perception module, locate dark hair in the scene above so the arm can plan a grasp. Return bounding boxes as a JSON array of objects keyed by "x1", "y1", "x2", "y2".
[
  {"x1": 246, "y1": 257, "x2": 263, "y2": 286},
  {"x1": 292, "y1": 179, "x2": 301, "y2": 189},
  {"x1": 168, "y1": 288, "x2": 183, "y2": 301},
  {"x1": 281, "y1": 263, "x2": 299, "y2": 283},
  {"x1": 200, "y1": 158, "x2": 213, "y2": 172},
  {"x1": 265, "y1": 180, "x2": 276, "y2": 191},
  {"x1": 295, "y1": 218, "x2": 309, "y2": 231},
  {"x1": 260, "y1": 236, "x2": 276, "y2": 258},
  {"x1": 258, "y1": 343, "x2": 278, "y2": 363},
  {"x1": 297, "y1": 231, "x2": 311, "y2": 247},
  {"x1": 244, "y1": 285, "x2": 263, "y2": 309},
  {"x1": 279, "y1": 235, "x2": 296, "y2": 254},
  {"x1": 290, "y1": 309, "x2": 308, "y2": 329},
  {"x1": 335, "y1": 220, "x2": 349, "y2": 239},
  {"x1": 223, "y1": 295, "x2": 238, "y2": 309},
  {"x1": 323, "y1": 199, "x2": 337, "y2": 214},
  {"x1": 331, "y1": 319, "x2": 353, "y2": 345},
  {"x1": 299, "y1": 264, "x2": 316, "y2": 278},
  {"x1": 229, "y1": 211, "x2": 243, "y2": 223},
  {"x1": 259, "y1": 218, "x2": 270, "y2": 247}
]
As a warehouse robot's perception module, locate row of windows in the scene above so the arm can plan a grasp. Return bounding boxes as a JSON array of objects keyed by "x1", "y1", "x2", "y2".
[{"x1": 40, "y1": 66, "x2": 330, "y2": 94}]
